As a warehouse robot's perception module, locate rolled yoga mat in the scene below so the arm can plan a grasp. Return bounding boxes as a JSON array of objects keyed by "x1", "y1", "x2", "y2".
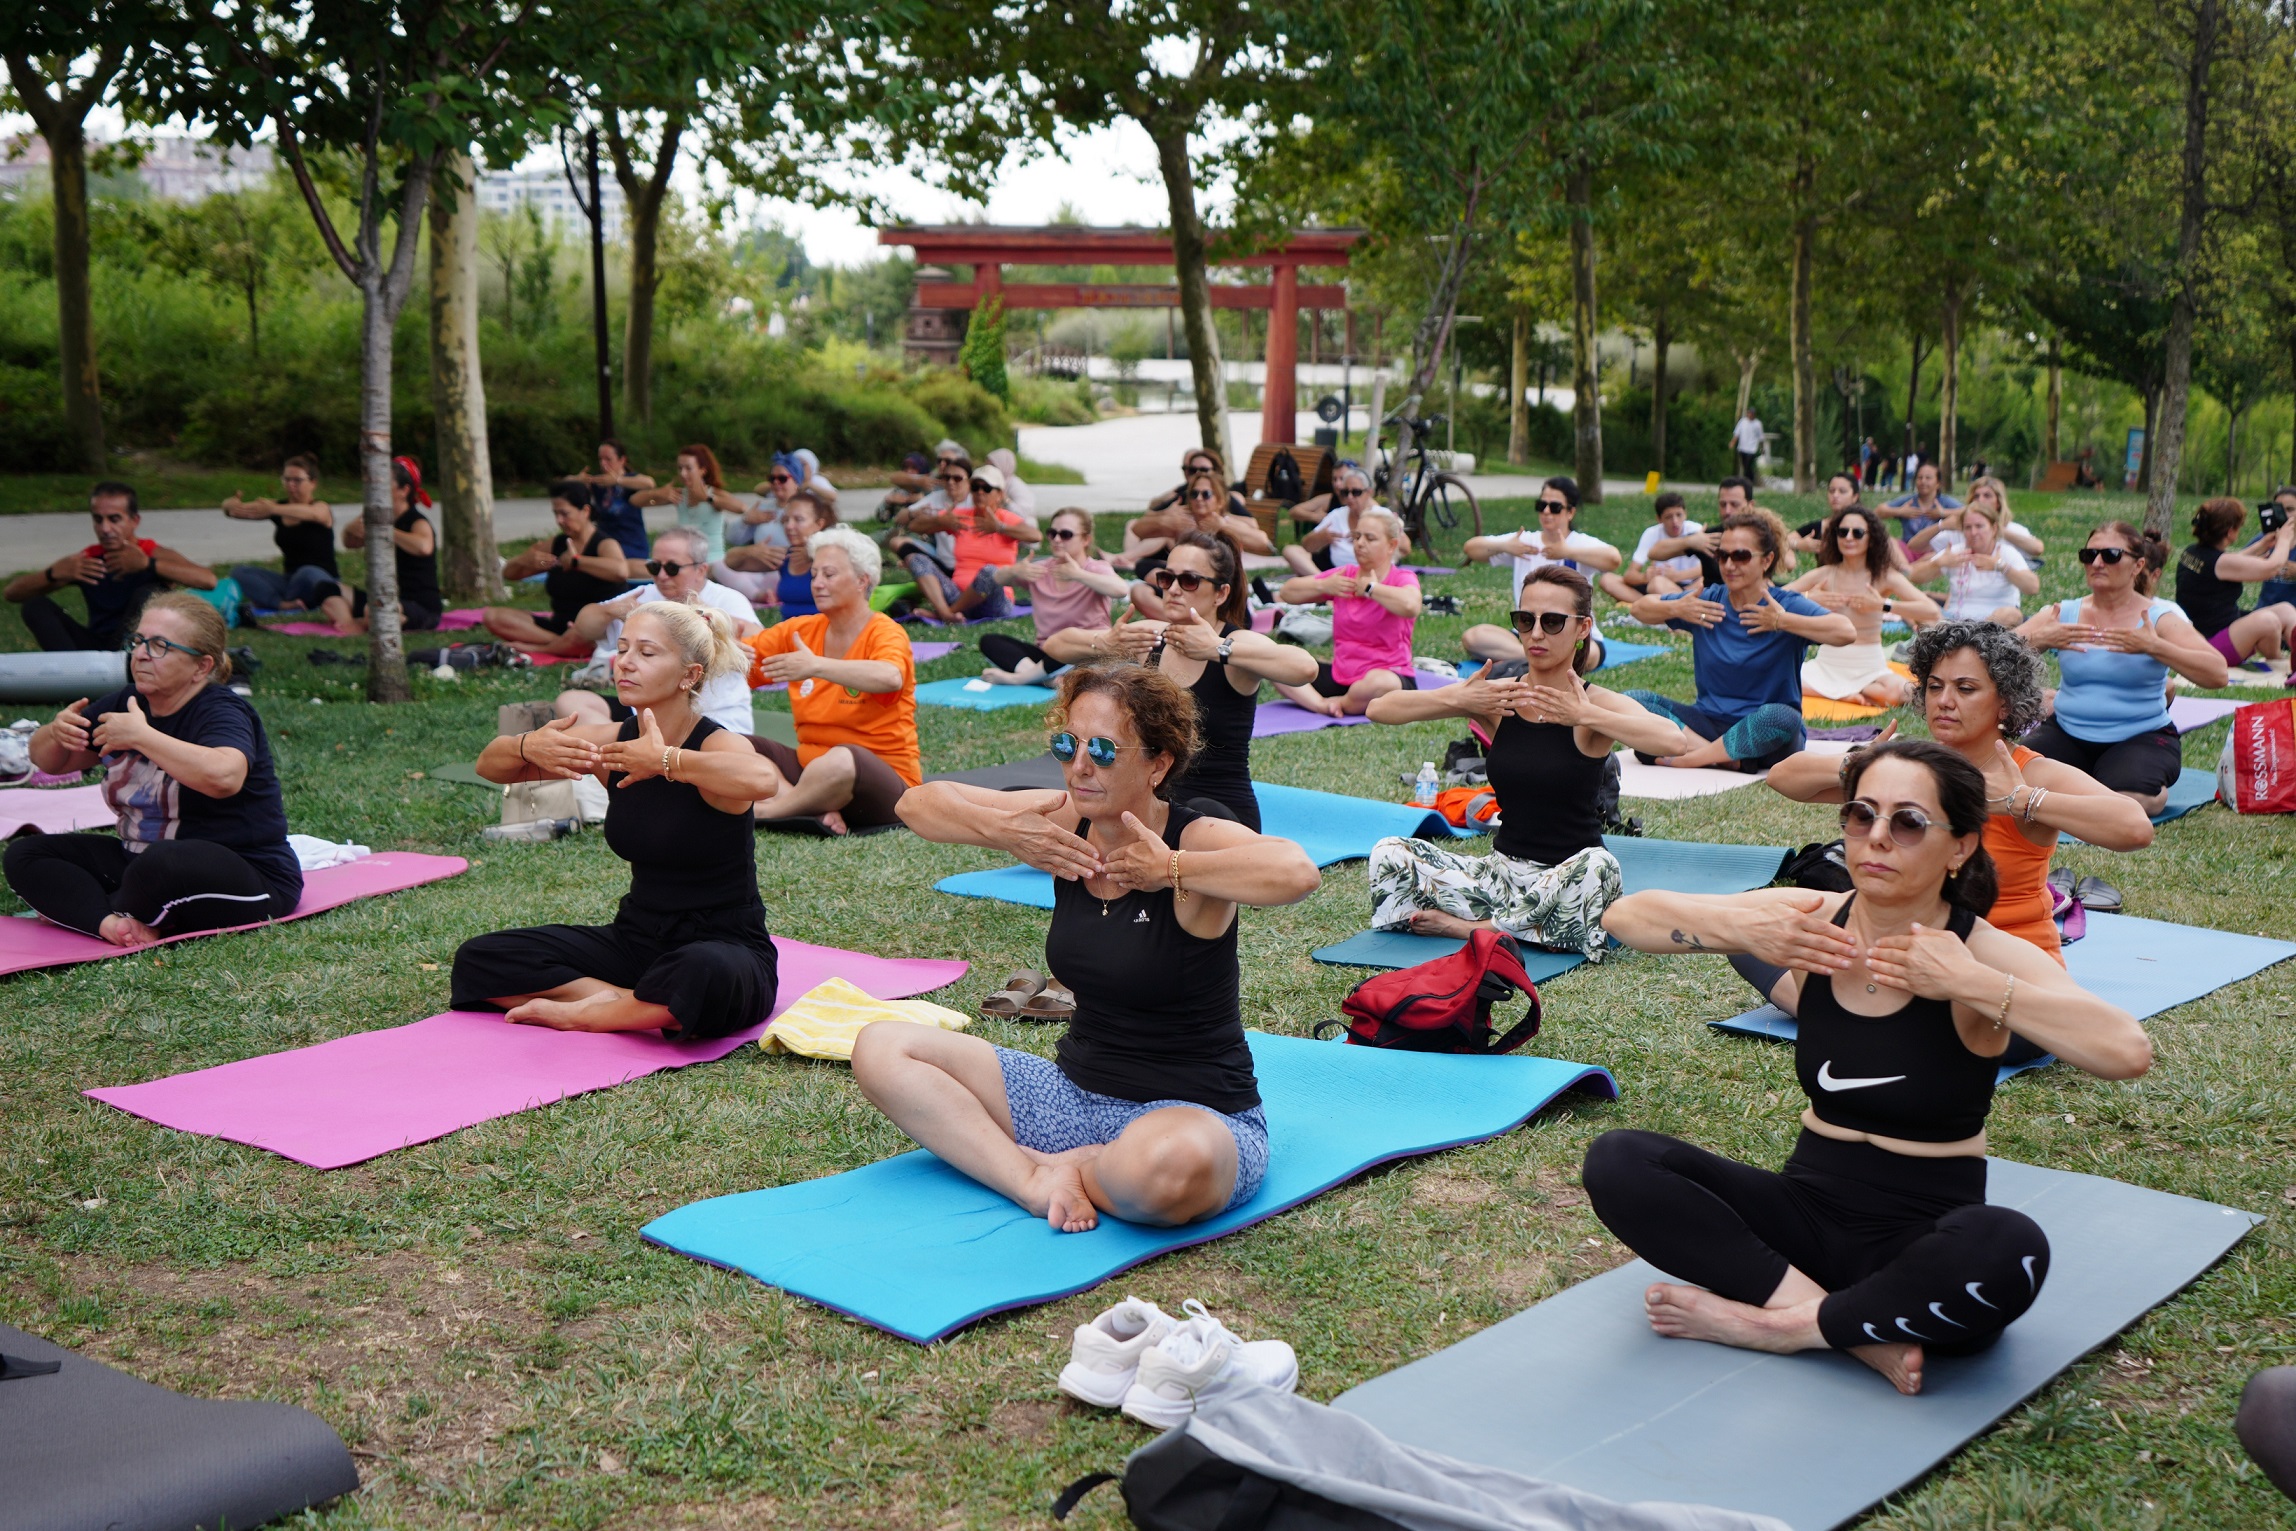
[
  {"x1": 933, "y1": 782, "x2": 1471, "y2": 909},
  {"x1": 0, "y1": 649, "x2": 125, "y2": 704},
  {"x1": 0, "y1": 851, "x2": 467, "y2": 980},
  {"x1": 1334, "y1": 1159, "x2": 2262, "y2": 1531},
  {"x1": 1310, "y1": 836, "x2": 1791, "y2": 971},
  {"x1": 643, "y1": 1031, "x2": 1617, "y2": 1343},
  {"x1": 85, "y1": 938, "x2": 968, "y2": 1168},
  {"x1": 0, "y1": 1322, "x2": 358, "y2": 1531}
]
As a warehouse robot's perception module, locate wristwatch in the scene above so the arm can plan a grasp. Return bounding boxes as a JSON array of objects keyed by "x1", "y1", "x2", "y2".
[{"x1": 1217, "y1": 635, "x2": 1236, "y2": 664}]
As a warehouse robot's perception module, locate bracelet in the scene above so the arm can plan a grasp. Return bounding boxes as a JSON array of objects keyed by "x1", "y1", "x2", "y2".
[
  {"x1": 2022, "y1": 786, "x2": 2046, "y2": 823},
  {"x1": 1996, "y1": 973, "x2": 2016, "y2": 1029},
  {"x1": 662, "y1": 746, "x2": 674, "y2": 778},
  {"x1": 517, "y1": 731, "x2": 530, "y2": 764},
  {"x1": 1171, "y1": 849, "x2": 1188, "y2": 901}
]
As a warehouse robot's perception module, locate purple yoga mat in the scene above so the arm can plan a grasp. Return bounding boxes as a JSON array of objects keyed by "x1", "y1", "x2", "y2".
[
  {"x1": 911, "y1": 641, "x2": 958, "y2": 662},
  {"x1": 1399, "y1": 565, "x2": 1457, "y2": 577},
  {"x1": 2169, "y1": 696, "x2": 2243, "y2": 733},
  {"x1": 907, "y1": 606, "x2": 1031, "y2": 628},
  {"x1": 1250, "y1": 667, "x2": 1462, "y2": 737},
  {"x1": 86, "y1": 938, "x2": 969, "y2": 1168},
  {"x1": 0, "y1": 851, "x2": 467, "y2": 979},
  {"x1": 0, "y1": 782, "x2": 111, "y2": 837},
  {"x1": 264, "y1": 607, "x2": 486, "y2": 637}
]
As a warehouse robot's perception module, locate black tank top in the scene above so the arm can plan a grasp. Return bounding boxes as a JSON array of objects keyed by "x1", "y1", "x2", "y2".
[
  {"x1": 1046, "y1": 800, "x2": 1258, "y2": 1112},
  {"x1": 1488, "y1": 711, "x2": 1607, "y2": 865},
  {"x1": 393, "y1": 508, "x2": 442, "y2": 619},
  {"x1": 1795, "y1": 896, "x2": 1998, "y2": 1142},
  {"x1": 602, "y1": 715, "x2": 762, "y2": 916},
  {"x1": 2174, "y1": 542, "x2": 2242, "y2": 638},
  {"x1": 273, "y1": 515, "x2": 338, "y2": 577},
  {"x1": 545, "y1": 529, "x2": 627, "y2": 619},
  {"x1": 1159, "y1": 626, "x2": 1261, "y2": 830}
]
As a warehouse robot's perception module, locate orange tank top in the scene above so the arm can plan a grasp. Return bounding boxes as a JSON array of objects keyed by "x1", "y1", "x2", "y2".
[{"x1": 1983, "y1": 745, "x2": 2063, "y2": 964}]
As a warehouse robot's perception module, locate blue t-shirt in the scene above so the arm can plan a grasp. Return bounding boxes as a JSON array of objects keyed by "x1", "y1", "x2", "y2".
[
  {"x1": 1882, "y1": 493, "x2": 1964, "y2": 538},
  {"x1": 776, "y1": 566, "x2": 817, "y2": 617},
  {"x1": 1661, "y1": 583, "x2": 1830, "y2": 722},
  {"x1": 592, "y1": 485, "x2": 649, "y2": 559},
  {"x1": 88, "y1": 682, "x2": 301, "y2": 907},
  {"x1": 2051, "y1": 596, "x2": 2180, "y2": 741}
]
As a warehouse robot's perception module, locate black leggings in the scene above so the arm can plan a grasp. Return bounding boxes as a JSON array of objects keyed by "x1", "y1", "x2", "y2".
[
  {"x1": 450, "y1": 903, "x2": 778, "y2": 1042},
  {"x1": 2020, "y1": 716, "x2": 2181, "y2": 796},
  {"x1": 20, "y1": 595, "x2": 119, "y2": 654},
  {"x1": 3, "y1": 833, "x2": 293, "y2": 937},
  {"x1": 1583, "y1": 1128, "x2": 2049, "y2": 1353},
  {"x1": 979, "y1": 633, "x2": 1063, "y2": 674}
]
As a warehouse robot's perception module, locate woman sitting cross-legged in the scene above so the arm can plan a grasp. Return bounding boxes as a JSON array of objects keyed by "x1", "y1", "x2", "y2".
[
  {"x1": 741, "y1": 527, "x2": 920, "y2": 835},
  {"x1": 480, "y1": 481, "x2": 629, "y2": 653},
  {"x1": 1784, "y1": 505, "x2": 1939, "y2": 706},
  {"x1": 1270, "y1": 507, "x2": 1423, "y2": 717},
  {"x1": 5, "y1": 592, "x2": 301, "y2": 944},
  {"x1": 1364, "y1": 566, "x2": 1690, "y2": 954},
  {"x1": 451, "y1": 602, "x2": 783, "y2": 1037},
  {"x1": 1459, "y1": 475, "x2": 1622, "y2": 667},
  {"x1": 1052, "y1": 530, "x2": 1319, "y2": 830},
  {"x1": 978, "y1": 507, "x2": 1130, "y2": 684},
  {"x1": 1586, "y1": 739, "x2": 2152, "y2": 1394},
  {"x1": 2174, "y1": 496, "x2": 2296, "y2": 671},
  {"x1": 856, "y1": 665, "x2": 1322, "y2": 1232},
  {"x1": 1623, "y1": 511, "x2": 1858, "y2": 770}
]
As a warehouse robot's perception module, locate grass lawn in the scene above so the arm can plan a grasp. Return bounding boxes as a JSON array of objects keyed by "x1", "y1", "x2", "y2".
[{"x1": 0, "y1": 485, "x2": 2291, "y2": 1528}]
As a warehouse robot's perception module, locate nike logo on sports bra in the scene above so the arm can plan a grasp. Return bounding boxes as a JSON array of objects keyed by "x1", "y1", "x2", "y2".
[{"x1": 1815, "y1": 1060, "x2": 1908, "y2": 1092}]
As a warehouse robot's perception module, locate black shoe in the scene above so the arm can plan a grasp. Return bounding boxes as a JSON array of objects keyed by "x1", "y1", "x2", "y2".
[
  {"x1": 2074, "y1": 875, "x2": 2123, "y2": 912},
  {"x1": 1424, "y1": 594, "x2": 1462, "y2": 616},
  {"x1": 226, "y1": 645, "x2": 260, "y2": 676},
  {"x1": 306, "y1": 648, "x2": 363, "y2": 667},
  {"x1": 1252, "y1": 576, "x2": 1276, "y2": 606}
]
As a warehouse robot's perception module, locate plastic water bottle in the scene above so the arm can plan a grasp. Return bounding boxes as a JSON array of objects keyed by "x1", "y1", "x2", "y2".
[{"x1": 1412, "y1": 761, "x2": 1440, "y2": 807}]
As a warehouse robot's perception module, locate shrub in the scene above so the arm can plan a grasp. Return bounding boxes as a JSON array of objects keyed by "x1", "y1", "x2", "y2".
[
  {"x1": 957, "y1": 298, "x2": 1009, "y2": 401},
  {"x1": 900, "y1": 368, "x2": 1013, "y2": 457}
]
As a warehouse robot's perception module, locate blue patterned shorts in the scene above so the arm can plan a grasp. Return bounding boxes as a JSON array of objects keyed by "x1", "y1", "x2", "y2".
[{"x1": 993, "y1": 1047, "x2": 1269, "y2": 1212}]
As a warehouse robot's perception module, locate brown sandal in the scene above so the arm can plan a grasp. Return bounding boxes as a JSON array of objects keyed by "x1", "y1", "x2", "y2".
[
  {"x1": 1015, "y1": 982, "x2": 1076, "y2": 1022},
  {"x1": 979, "y1": 969, "x2": 1046, "y2": 1019}
]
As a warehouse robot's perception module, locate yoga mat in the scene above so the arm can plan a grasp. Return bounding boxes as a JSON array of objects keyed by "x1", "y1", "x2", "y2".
[
  {"x1": 907, "y1": 605, "x2": 1032, "y2": 627},
  {"x1": 1460, "y1": 641, "x2": 1672, "y2": 678},
  {"x1": 1801, "y1": 695, "x2": 1889, "y2": 722},
  {"x1": 643, "y1": 1031, "x2": 1618, "y2": 1343},
  {"x1": 425, "y1": 760, "x2": 492, "y2": 786},
  {"x1": 263, "y1": 607, "x2": 485, "y2": 637},
  {"x1": 911, "y1": 640, "x2": 958, "y2": 663},
  {"x1": 2057, "y1": 766, "x2": 2219, "y2": 843},
  {"x1": 0, "y1": 1322, "x2": 359, "y2": 1531},
  {"x1": 1310, "y1": 838, "x2": 1790, "y2": 969},
  {"x1": 1615, "y1": 739, "x2": 1855, "y2": 800},
  {"x1": 1335, "y1": 1159, "x2": 2261, "y2": 1531},
  {"x1": 923, "y1": 753, "x2": 1066, "y2": 792},
  {"x1": 1247, "y1": 666, "x2": 1467, "y2": 736},
  {"x1": 914, "y1": 677, "x2": 1059, "y2": 711},
  {"x1": 85, "y1": 938, "x2": 968, "y2": 1169},
  {"x1": 2167, "y1": 695, "x2": 2241, "y2": 732},
  {"x1": 0, "y1": 851, "x2": 466, "y2": 980},
  {"x1": 0, "y1": 782, "x2": 111, "y2": 836},
  {"x1": 1399, "y1": 564, "x2": 1457, "y2": 576},
  {"x1": 934, "y1": 783, "x2": 1472, "y2": 908}
]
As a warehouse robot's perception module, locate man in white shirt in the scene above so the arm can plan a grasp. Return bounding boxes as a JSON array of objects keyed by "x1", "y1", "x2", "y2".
[
  {"x1": 1461, "y1": 476, "x2": 1622, "y2": 664},
  {"x1": 1732, "y1": 409, "x2": 1766, "y2": 479},
  {"x1": 1600, "y1": 491, "x2": 1707, "y2": 606},
  {"x1": 552, "y1": 526, "x2": 764, "y2": 735},
  {"x1": 1283, "y1": 466, "x2": 1376, "y2": 577}
]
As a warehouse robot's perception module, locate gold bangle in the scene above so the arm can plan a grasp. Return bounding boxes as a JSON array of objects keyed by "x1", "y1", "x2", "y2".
[
  {"x1": 1997, "y1": 974, "x2": 2015, "y2": 1029},
  {"x1": 1171, "y1": 848, "x2": 1188, "y2": 901},
  {"x1": 662, "y1": 745, "x2": 675, "y2": 779}
]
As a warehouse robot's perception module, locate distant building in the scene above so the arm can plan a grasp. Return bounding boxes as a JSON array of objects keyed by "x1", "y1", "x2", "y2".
[
  {"x1": 477, "y1": 164, "x2": 624, "y2": 244},
  {"x1": 0, "y1": 134, "x2": 274, "y2": 202}
]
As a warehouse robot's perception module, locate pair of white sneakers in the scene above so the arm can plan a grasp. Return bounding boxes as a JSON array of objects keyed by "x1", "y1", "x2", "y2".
[{"x1": 1056, "y1": 1296, "x2": 1298, "y2": 1429}]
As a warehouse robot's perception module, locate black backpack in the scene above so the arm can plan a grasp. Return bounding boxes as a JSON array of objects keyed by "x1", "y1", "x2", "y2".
[
  {"x1": 1057, "y1": 1429, "x2": 1406, "y2": 1531},
  {"x1": 1266, "y1": 449, "x2": 1307, "y2": 504},
  {"x1": 1779, "y1": 839, "x2": 1853, "y2": 891}
]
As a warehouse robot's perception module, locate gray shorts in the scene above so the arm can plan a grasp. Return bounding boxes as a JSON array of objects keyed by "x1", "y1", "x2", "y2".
[{"x1": 994, "y1": 1046, "x2": 1269, "y2": 1211}]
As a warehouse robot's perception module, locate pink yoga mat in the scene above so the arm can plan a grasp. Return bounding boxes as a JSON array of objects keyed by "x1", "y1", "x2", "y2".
[
  {"x1": 0, "y1": 783, "x2": 112, "y2": 837},
  {"x1": 0, "y1": 850, "x2": 467, "y2": 979},
  {"x1": 86, "y1": 938, "x2": 969, "y2": 1168},
  {"x1": 264, "y1": 608, "x2": 486, "y2": 637}
]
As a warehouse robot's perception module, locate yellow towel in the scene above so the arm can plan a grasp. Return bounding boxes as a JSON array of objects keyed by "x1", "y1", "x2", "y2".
[{"x1": 760, "y1": 976, "x2": 972, "y2": 1060}]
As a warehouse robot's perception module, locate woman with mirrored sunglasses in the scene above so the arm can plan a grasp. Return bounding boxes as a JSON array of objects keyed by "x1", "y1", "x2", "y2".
[
  {"x1": 1363, "y1": 566, "x2": 1684, "y2": 955},
  {"x1": 870, "y1": 664, "x2": 1320, "y2": 1234},
  {"x1": 1588, "y1": 739, "x2": 2149, "y2": 1396},
  {"x1": 1783, "y1": 507, "x2": 1938, "y2": 706},
  {"x1": 978, "y1": 509, "x2": 1128, "y2": 685},
  {"x1": 2014, "y1": 521, "x2": 2226, "y2": 813}
]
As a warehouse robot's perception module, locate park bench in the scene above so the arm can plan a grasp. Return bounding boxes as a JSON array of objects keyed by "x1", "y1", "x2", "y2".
[{"x1": 1242, "y1": 442, "x2": 1334, "y2": 541}]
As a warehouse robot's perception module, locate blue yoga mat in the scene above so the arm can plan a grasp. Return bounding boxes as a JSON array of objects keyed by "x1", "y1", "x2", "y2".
[
  {"x1": 643, "y1": 1032, "x2": 1617, "y2": 1343},
  {"x1": 914, "y1": 677, "x2": 1059, "y2": 712},
  {"x1": 1310, "y1": 836, "x2": 1790, "y2": 970},
  {"x1": 935, "y1": 783, "x2": 1472, "y2": 909},
  {"x1": 1708, "y1": 910, "x2": 2296, "y2": 1079},
  {"x1": 1458, "y1": 640, "x2": 1669, "y2": 684},
  {"x1": 2061, "y1": 766, "x2": 2218, "y2": 843}
]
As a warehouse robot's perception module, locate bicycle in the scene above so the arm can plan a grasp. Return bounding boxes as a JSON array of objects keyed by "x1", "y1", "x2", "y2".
[{"x1": 1371, "y1": 413, "x2": 1483, "y2": 562}]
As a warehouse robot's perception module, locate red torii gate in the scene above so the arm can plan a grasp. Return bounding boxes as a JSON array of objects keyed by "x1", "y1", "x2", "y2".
[{"x1": 878, "y1": 224, "x2": 1362, "y2": 447}]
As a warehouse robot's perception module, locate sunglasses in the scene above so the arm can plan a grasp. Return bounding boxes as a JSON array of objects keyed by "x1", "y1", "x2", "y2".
[
  {"x1": 1049, "y1": 732, "x2": 1135, "y2": 768},
  {"x1": 645, "y1": 559, "x2": 698, "y2": 577},
  {"x1": 1189, "y1": 490, "x2": 1218, "y2": 502},
  {"x1": 123, "y1": 632, "x2": 199, "y2": 660},
  {"x1": 770, "y1": 473, "x2": 794, "y2": 485},
  {"x1": 1511, "y1": 609, "x2": 1581, "y2": 635},
  {"x1": 1835, "y1": 526, "x2": 1869, "y2": 541},
  {"x1": 2077, "y1": 546, "x2": 2129, "y2": 565},
  {"x1": 1342, "y1": 485, "x2": 1372, "y2": 498},
  {"x1": 971, "y1": 480, "x2": 996, "y2": 493},
  {"x1": 1050, "y1": 527, "x2": 1079, "y2": 541},
  {"x1": 1537, "y1": 499, "x2": 1572, "y2": 513},
  {"x1": 936, "y1": 471, "x2": 969, "y2": 483},
  {"x1": 1838, "y1": 798, "x2": 1939, "y2": 848},
  {"x1": 1148, "y1": 568, "x2": 1219, "y2": 594},
  {"x1": 1717, "y1": 547, "x2": 1763, "y2": 565}
]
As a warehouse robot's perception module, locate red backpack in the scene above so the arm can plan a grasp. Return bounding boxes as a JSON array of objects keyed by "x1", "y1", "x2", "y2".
[{"x1": 1323, "y1": 929, "x2": 1544, "y2": 1055}]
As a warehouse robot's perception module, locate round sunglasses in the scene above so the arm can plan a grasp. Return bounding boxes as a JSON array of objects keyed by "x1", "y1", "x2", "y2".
[
  {"x1": 1839, "y1": 798, "x2": 1940, "y2": 848},
  {"x1": 1050, "y1": 732, "x2": 1142, "y2": 768}
]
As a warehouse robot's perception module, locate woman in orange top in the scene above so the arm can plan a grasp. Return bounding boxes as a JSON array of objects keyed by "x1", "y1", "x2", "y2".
[
  {"x1": 742, "y1": 526, "x2": 919, "y2": 835},
  {"x1": 1767, "y1": 619, "x2": 2155, "y2": 962}
]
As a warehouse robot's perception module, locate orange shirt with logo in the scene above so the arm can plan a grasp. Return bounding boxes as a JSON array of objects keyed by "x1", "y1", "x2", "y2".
[{"x1": 743, "y1": 613, "x2": 921, "y2": 785}]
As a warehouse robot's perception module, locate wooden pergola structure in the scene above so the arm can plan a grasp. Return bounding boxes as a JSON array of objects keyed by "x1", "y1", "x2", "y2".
[{"x1": 879, "y1": 225, "x2": 1363, "y2": 446}]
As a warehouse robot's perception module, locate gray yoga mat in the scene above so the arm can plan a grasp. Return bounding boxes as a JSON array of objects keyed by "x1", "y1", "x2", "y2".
[
  {"x1": 923, "y1": 752, "x2": 1066, "y2": 792},
  {"x1": 1336, "y1": 1159, "x2": 2259, "y2": 1531},
  {"x1": 0, "y1": 1322, "x2": 359, "y2": 1531}
]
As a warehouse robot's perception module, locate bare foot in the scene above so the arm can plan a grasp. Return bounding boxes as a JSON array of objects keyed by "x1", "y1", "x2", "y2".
[
  {"x1": 1020, "y1": 1161, "x2": 1099, "y2": 1233},
  {"x1": 505, "y1": 990, "x2": 621, "y2": 1031},
  {"x1": 1849, "y1": 1340, "x2": 1925, "y2": 1395},
  {"x1": 1403, "y1": 909, "x2": 1477, "y2": 939},
  {"x1": 1643, "y1": 1282, "x2": 1808, "y2": 1353},
  {"x1": 820, "y1": 810, "x2": 849, "y2": 836},
  {"x1": 98, "y1": 913, "x2": 160, "y2": 947}
]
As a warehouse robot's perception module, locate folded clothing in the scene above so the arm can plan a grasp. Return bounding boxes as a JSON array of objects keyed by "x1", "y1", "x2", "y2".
[
  {"x1": 286, "y1": 833, "x2": 372, "y2": 871},
  {"x1": 761, "y1": 975, "x2": 971, "y2": 1060}
]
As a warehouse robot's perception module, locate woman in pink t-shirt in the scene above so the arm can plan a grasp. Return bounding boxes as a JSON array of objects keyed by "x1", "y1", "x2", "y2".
[
  {"x1": 1272, "y1": 507, "x2": 1423, "y2": 716},
  {"x1": 978, "y1": 508, "x2": 1130, "y2": 684}
]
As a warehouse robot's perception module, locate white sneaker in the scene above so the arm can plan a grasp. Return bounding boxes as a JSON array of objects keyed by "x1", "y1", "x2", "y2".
[
  {"x1": 1119, "y1": 1299, "x2": 1298, "y2": 1429},
  {"x1": 1057, "y1": 1297, "x2": 1175, "y2": 1408}
]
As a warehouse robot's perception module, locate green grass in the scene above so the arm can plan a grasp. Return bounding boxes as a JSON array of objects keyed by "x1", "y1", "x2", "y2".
[{"x1": 1, "y1": 489, "x2": 2293, "y2": 1528}]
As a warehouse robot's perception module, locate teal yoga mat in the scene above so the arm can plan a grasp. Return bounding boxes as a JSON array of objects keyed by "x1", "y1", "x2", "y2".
[
  {"x1": 914, "y1": 677, "x2": 1058, "y2": 711},
  {"x1": 642, "y1": 1031, "x2": 1617, "y2": 1343},
  {"x1": 1310, "y1": 836, "x2": 1791, "y2": 970},
  {"x1": 2060, "y1": 766, "x2": 2218, "y2": 843},
  {"x1": 934, "y1": 783, "x2": 1472, "y2": 909},
  {"x1": 1335, "y1": 1159, "x2": 2260, "y2": 1531}
]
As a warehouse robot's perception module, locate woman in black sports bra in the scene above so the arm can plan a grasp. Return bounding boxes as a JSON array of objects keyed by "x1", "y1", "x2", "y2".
[
  {"x1": 859, "y1": 663, "x2": 1321, "y2": 1234},
  {"x1": 1585, "y1": 739, "x2": 2150, "y2": 1395},
  {"x1": 1044, "y1": 532, "x2": 1317, "y2": 830},
  {"x1": 451, "y1": 602, "x2": 784, "y2": 1039}
]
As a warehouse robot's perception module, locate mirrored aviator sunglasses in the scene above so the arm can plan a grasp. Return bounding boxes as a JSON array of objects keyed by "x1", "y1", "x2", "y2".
[{"x1": 1049, "y1": 731, "x2": 1123, "y2": 768}]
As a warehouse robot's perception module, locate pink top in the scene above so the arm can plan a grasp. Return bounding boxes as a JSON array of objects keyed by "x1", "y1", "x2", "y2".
[
  {"x1": 1027, "y1": 556, "x2": 1116, "y2": 640},
  {"x1": 1331, "y1": 563, "x2": 1419, "y2": 684}
]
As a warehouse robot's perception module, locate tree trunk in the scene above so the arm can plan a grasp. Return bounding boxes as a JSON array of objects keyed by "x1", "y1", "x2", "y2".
[
  {"x1": 429, "y1": 152, "x2": 502, "y2": 603},
  {"x1": 1567, "y1": 167, "x2": 1603, "y2": 502},
  {"x1": 48, "y1": 127, "x2": 105, "y2": 471},
  {"x1": 1651, "y1": 307, "x2": 1671, "y2": 479},
  {"x1": 359, "y1": 267, "x2": 410, "y2": 703},
  {"x1": 1734, "y1": 352, "x2": 1760, "y2": 418},
  {"x1": 1788, "y1": 207, "x2": 1817, "y2": 493},
  {"x1": 1938, "y1": 282, "x2": 1963, "y2": 487},
  {"x1": 1150, "y1": 122, "x2": 1233, "y2": 475},
  {"x1": 1903, "y1": 332, "x2": 1927, "y2": 458},
  {"x1": 606, "y1": 109, "x2": 686, "y2": 425},
  {"x1": 2226, "y1": 404, "x2": 2241, "y2": 493},
  {"x1": 2139, "y1": 386, "x2": 2158, "y2": 492},
  {"x1": 2149, "y1": 0, "x2": 2222, "y2": 535},
  {"x1": 1507, "y1": 309, "x2": 1529, "y2": 466}
]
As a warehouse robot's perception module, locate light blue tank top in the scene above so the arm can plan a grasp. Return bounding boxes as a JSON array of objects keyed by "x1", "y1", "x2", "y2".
[{"x1": 2051, "y1": 596, "x2": 2177, "y2": 741}]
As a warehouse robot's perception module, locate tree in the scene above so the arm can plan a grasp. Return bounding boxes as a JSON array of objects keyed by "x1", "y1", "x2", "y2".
[
  {"x1": 429, "y1": 153, "x2": 500, "y2": 602},
  {"x1": 149, "y1": 176, "x2": 305, "y2": 357},
  {"x1": 958, "y1": 295, "x2": 1010, "y2": 401},
  {"x1": 600, "y1": 106, "x2": 683, "y2": 422}
]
